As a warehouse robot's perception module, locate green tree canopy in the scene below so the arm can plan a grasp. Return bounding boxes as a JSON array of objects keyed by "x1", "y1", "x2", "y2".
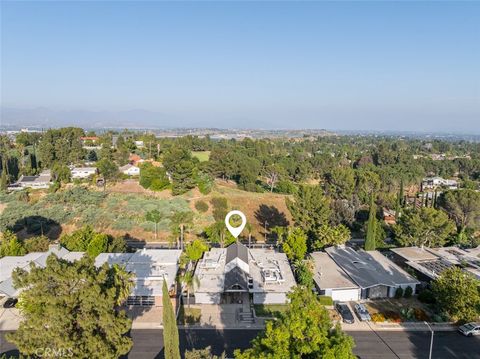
[
  {"x1": 312, "y1": 224, "x2": 351, "y2": 250},
  {"x1": 438, "y1": 189, "x2": 480, "y2": 230},
  {"x1": 393, "y1": 207, "x2": 456, "y2": 247},
  {"x1": 184, "y1": 239, "x2": 209, "y2": 262},
  {"x1": 234, "y1": 286, "x2": 356, "y2": 359},
  {"x1": 6, "y1": 255, "x2": 134, "y2": 358},
  {"x1": 281, "y1": 227, "x2": 308, "y2": 261},
  {"x1": 0, "y1": 230, "x2": 26, "y2": 258},
  {"x1": 59, "y1": 226, "x2": 126, "y2": 256},
  {"x1": 287, "y1": 185, "x2": 332, "y2": 241},
  {"x1": 431, "y1": 267, "x2": 480, "y2": 322}
]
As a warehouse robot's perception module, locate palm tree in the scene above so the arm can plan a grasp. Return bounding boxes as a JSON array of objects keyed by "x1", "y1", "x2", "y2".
[
  {"x1": 111, "y1": 264, "x2": 135, "y2": 305},
  {"x1": 181, "y1": 271, "x2": 200, "y2": 308}
]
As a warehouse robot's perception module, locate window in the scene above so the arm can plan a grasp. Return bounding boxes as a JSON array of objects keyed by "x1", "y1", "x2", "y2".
[{"x1": 127, "y1": 296, "x2": 155, "y2": 306}]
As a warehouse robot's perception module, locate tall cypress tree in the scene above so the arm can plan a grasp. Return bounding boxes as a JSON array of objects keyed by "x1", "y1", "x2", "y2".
[
  {"x1": 162, "y1": 280, "x2": 180, "y2": 359},
  {"x1": 365, "y1": 196, "x2": 377, "y2": 251}
]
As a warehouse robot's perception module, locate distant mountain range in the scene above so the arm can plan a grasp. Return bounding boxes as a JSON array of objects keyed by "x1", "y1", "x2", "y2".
[{"x1": 0, "y1": 107, "x2": 185, "y2": 129}]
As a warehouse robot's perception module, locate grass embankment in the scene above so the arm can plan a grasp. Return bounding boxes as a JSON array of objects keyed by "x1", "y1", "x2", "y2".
[{"x1": 0, "y1": 179, "x2": 292, "y2": 243}]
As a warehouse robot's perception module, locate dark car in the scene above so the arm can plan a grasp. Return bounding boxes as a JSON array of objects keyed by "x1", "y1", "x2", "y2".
[
  {"x1": 3, "y1": 298, "x2": 18, "y2": 308},
  {"x1": 336, "y1": 302, "x2": 355, "y2": 324}
]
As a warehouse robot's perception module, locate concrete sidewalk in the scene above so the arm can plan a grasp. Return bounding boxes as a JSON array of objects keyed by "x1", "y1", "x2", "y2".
[{"x1": 342, "y1": 320, "x2": 456, "y2": 332}]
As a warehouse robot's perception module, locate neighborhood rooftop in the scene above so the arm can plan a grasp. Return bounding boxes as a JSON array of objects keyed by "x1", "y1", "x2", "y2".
[
  {"x1": 310, "y1": 252, "x2": 359, "y2": 290},
  {"x1": 325, "y1": 246, "x2": 419, "y2": 289}
]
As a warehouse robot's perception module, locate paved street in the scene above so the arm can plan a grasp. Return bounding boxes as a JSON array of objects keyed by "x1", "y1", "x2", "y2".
[{"x1": 1, "y1": 329, "x2": 479, "y2": 358}]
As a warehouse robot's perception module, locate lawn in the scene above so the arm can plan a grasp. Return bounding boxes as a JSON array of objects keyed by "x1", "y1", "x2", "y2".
[
  {"x1": 192, "y1": 151, "x2": 211, "y2": 162},
  {"x1": 254, "y1": 304, "x2": 288, "y2": 318},
  {"x1": 178, "y1": 305, "x2": 202, "y2": 324}
]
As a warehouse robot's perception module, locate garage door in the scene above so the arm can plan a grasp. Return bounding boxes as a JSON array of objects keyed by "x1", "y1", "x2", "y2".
[{"x1": 331, "y1": 289, "x2": 360, "y2": 302}]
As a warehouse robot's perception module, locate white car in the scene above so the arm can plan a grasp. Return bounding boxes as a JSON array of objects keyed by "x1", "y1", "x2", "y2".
[
  {"x1": 458, "y1": 322, "x2": 480, "y2": 337},
  {"x1": 354, "y1": 303, "x2": 371, "y2": 321}
]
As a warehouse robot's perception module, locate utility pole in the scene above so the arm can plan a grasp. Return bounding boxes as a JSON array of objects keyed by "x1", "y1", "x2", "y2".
[{"x1": 264, "y1": 221, "x2": 268, "y2": 242}]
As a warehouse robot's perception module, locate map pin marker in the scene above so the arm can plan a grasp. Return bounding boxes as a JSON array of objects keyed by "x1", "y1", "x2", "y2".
[{"x1": 225, "y1": 210, "x2": 247, "y2": 239}]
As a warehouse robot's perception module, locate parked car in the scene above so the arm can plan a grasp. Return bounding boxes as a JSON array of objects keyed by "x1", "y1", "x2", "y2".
[
  {"x1": 458, "y1": 322, "x2": 480, "y2": 337},
  {"x1": 336, "y1": 302, "x2": 355, "y2": 324},
  {"x1": 354, "y1": 303, "x2": 371, "y2": 321},
  {"x1": 3, "y1": 298, "x2": 18, "y2": 308}
]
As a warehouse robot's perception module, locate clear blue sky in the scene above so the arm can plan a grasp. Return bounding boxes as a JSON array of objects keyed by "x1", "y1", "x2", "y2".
[{"x1": 1, "y1": 1, "x2": 479, "y2": 131}]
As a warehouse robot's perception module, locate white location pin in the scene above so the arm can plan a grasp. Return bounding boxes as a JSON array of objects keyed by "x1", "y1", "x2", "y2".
[{"x1": 225, "y1": 210, "x2": 247, "y2": 239}]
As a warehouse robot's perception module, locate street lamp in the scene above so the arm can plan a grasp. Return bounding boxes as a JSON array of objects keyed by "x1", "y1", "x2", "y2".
[{"x1": 425, "y1": 321, "x2": 434, "y2": 359}]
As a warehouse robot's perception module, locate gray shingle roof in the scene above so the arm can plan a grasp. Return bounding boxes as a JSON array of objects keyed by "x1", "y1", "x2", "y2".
[
  {"x1": 325, "y1": 247, "x2": 419, "y2": 289},
  {"x1": 225, "y1": 242, "x2": 248, "y2": 265}
]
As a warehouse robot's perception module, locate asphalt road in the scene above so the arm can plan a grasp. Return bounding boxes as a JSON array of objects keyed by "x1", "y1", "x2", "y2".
[{"x1": 2, "y1": 329, "x2": 480, "y2": 358}]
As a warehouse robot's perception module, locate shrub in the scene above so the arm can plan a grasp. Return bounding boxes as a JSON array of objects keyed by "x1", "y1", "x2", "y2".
[
  {"x1": 414, "y1": 308, "x2": 430, "y2": 321},
  {"x1": 194, "y1": 200, "x2": 209, "y2": 213},
  {"x1": 276, "y1": 180, "x2": 298, "y2": 194},
  {"x1": 211, "y1": 197, "x2": 228, "y2": 221},
  {"x1": 318, "y1": 295, "x2": 333, "y2": 306},
  {"x1": 394, "y1": 287, "x2": 404, "y2": 299},
  {"x1": 418, "y1": 289, "x2": 436, "y2": 304},
  {"x1": 371, "y1": 313, "x2": 386, "y2": 323},
  {"x1": 404, "y1": 286, "x2": 413, "y2": 298}
]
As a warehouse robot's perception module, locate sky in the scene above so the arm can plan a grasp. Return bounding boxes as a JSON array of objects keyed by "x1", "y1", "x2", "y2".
[{"x1": 1, "y1": 1, "x2": 479, "y2": 132}]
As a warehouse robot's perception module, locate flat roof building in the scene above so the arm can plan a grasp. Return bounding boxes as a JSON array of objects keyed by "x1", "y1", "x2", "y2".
[
  {"x1": 194, "y1": 242, "x2": 296, "y2": 305},
  {"x1": 325, "y1": 246, "x2": 419, "y2": 299},
  {"x1": 310, "y1": 252, "x2": 360, "y2": 302}
]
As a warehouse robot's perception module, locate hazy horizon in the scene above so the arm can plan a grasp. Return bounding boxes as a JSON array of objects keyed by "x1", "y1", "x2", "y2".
[{"x1": 1, "y1": 1, "x2": 479, "y2": 132}]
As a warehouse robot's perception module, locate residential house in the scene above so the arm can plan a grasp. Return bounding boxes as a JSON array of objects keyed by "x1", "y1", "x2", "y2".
[
  {"x1": 194, "y1": 242, "x2": 296, "y2": 305},
  {"x1": 325, "y1": 246, "x2": 419, "y2": 299},
  {"x1": 71, "y1": 167, "x2": 97, "y2": 179},
  {"x1": 7, "y1": 170, "x2": 52, "y2": 190},
  {"x1": 119, "y1": 164, "x2": 140, "y2": 176},
  {"x1": 310, "y1": 252, "x2": 360, "y2": 301},
  {"x1": 421, "y1": 177, "x2": 458, "y2": 191},
  {"x1": 0, "y1": 245, "x2": 84, "y2": 297},
  {"x1": 95, "y1": 249, "x2": 182, "y2": 306},
  {"x1": 0, "y1": 247, "x2": 182, "y2": 308},
  {"x1": 390, "y1": 246, "x2": 480, "y2": 281}
]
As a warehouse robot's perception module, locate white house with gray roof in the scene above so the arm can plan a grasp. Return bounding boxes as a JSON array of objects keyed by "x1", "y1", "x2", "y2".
[
  {"x1": 194, "y1": 242, "x2": 296, "y2": 305},
  {"x1": 325, "y1": 246, "x2": 419, "y2": 299},
  {"x1": 7, "y1": 170, "x2": 52, "y2": 191},
  {"x1": 310, "y1": 252, "x2": 360, "y2": 301},
  {"x1": 0, "y1": 246, "x2": 181, "y2": 307}
]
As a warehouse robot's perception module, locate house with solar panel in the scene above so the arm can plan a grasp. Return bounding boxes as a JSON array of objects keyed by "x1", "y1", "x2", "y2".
[
  {"x1": 7, "y1": 170, "x2": 52, "y2": 191},
  {"x1": 391, "y1": 246, "x2": 480, "y2": 281},
  {"x1": 193, "y1": 242, "x2": 296, "y2": 305}
]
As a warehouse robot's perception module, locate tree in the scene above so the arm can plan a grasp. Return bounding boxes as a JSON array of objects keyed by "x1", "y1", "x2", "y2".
[
  {"x1": 324, "y1": 167, "x2": 355, "y2": 200},
  {"x1": 204, "y1": 222, "x2": 235, "y2": 248},
  {"x1": 181, "y1": 271, "x2": 200, "y2": 308},
  {"x1": 364, "y1": 196, "x2": 377, "y2": 251},
  {"x1": 211, "y1": 197, "x2": 229, "y2": 222},
  {"x1": 294, "y1": 260, "x2": 314, "y2": 288},
  {"x1": 162, "y1": 280, "x2": 181, "y2": 359},
  {"x1": 312, "y1": 224, "x2": 350, "y2": 250},
  {"x1": 51, "y1": 163, "x2": 71, "y2": 183},
  {"x1": 23, "y1": 235, "x2": 50, "y2": 252},
  {"x1": 97, "y1": 158, "x2": 119, "y2": 180},
  {"x1": 263, "y1": 164, "x2": 284, "y2": 192},
  {"x1": 6, "y1": 255, "x2": 134, "y2": 358},
  {"x1": 0, "y1": 231, "x2": 26, "y2": 257},
  {"x1": 393, "y1": 207, "x2": 456, "y2": 247},
  {"x1": 281, "y1": 228, "x2": 307, "y2": 261},
  {"x1": 438, "y1": 190, "x2": 480, "y2": 231},
  {"x1": 234, "y1": 286, "x2": 355, "y2": 359},
  {"x1": 431, "y1": 267, "x2": 480, "y2": 322},
  {"x1": 287, "y1": 185, "x2": 332, "y2": 240},
  {"x1": 185, "y1": 347, "x2": 225, "y2": 359},
  {"x1": 59, "y1": 226, "x2": 125, "y2": 255},
  {"x1": 146, "y1": 209, "x2": 161, "y2": 240},
  {"x1": 184, "y1": 239, "x2": 209, "y2": 263},
  {"x1": 170, "y1": 211, "x2": 194, "y2": 249},
  {"x1": 139, "y1": 162, "x2": 169, "y2": 191}
]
